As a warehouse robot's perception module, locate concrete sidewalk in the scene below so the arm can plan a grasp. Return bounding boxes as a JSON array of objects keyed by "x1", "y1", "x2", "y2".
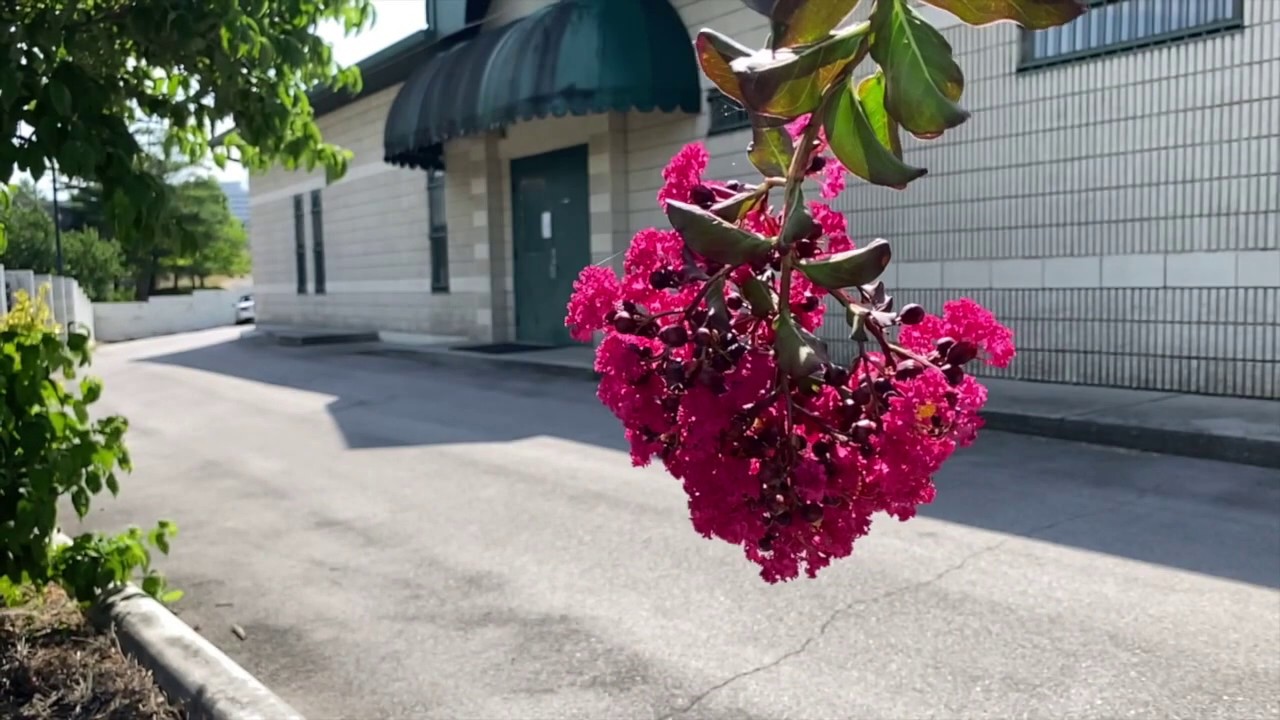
[{"x1": 250, "y1": 328, "x2": 1280, "y2": 469}]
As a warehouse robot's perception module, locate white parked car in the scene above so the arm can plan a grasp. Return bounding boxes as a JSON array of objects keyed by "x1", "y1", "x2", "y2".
[{"x1": 235, "y1": 294, "x2": 256, "y2": 324}]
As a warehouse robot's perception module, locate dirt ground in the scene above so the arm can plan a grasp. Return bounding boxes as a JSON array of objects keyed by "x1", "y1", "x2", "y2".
[{"x1": 0, "y1": 586, "x2": 184, "y2": 720}]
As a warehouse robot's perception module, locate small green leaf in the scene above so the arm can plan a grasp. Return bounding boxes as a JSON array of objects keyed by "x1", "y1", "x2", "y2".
[
  {"x1": 919, "y1": 0, "x2": 1086, "y2": 29},
  {"x1": 665, "y1": 200, "x2": 774, "y2": 266},
  {"x1": 160, "y1": 589, "x2": 185, "y2": 604},
  {"x1": 733, "y1": 22, "x2": 871, "y2": 119},
  {"x1": 774, "y1": 314, "x2": 829, "y2": 380},
  {"x1": 869, "y1": 0, "x2": 969, "y2": 138},
  {"x1": 747, "y1": 116, "x2": 794, "y2": 177},
  {"x1": 768, "y1": 0, "x2": 862, "y2": 49},
  {"x1": 695, "y1": 29, "x2": 754, "y2": 104},
  {"x1": 710, "y1": 188, "x2": 767, "y2": 223},
  {"x1": 71, "y1": 488, "x2": 90, "y2": 518},
  {"x1": 778, "y1": 184, "x2": 815, "y2": 250},
  {"x1": 741, "y1": 275, "x2": 776, "y2": 318},
  {"x1": 824, "y1": 72, "x2": 926, "y2": 189},
  {"x1": 141, "y1": 574, "x2": 162, "y2": 597},
  {"x1": 798, "y1": 239, "x2": 893, "y2": 290},
  {"x1": 47, "y1": 80, "x2": 72, "y2": 117}
]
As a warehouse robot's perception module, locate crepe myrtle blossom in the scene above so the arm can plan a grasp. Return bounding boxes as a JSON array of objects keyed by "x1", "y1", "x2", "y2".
[{"x1": 565, "y1": 144, "x2": 1015, "y2": 582}]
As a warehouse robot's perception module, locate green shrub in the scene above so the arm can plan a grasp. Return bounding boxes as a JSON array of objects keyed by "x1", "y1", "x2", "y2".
[{"x1": 0, "y1": 288, "x2": 178, "y2": 606}]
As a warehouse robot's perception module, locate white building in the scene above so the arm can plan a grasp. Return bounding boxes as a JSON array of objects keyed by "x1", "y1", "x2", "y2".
[{"x1": 248, "y1": 0, "x2": 1279, "y2": 398}]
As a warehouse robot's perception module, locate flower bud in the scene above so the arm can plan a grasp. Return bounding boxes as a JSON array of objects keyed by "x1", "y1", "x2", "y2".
[
  {"x1": 812, "y1": 439, "x2": 832, "y2": 458},
  {"x1": 693, "y1": 327, "x2": 713, "y2": 346},
  {"x1": 649, "y1": 268, "x2": 679, "y2": 290},
  {"x1": 725, "y1": 293, "x2": 744, "y2": 311},
  {"x1": 894, "y1": 359, "x2": 924, "y2": 380},
  {"x1": 807, "y1": 154, "x2": 828, "y2": 174},
  {"x1": 823, "y1": 364, "x2": 850, "y2": 388},
  {"x1": 613, "y1": 312, "x2": 638, "y2": 334},
  {"x1": 725, "y1": 179, "x2": 744, "y2": 191},
  {"x1": 801, "y1": 504, "x2": 824, "y2": 524},
  {"x1": 934, "y1": 336, "x2": 955, "y2": 356},
  {"x1": 658, "y1": 324, "x2": 689, "y2": 347},
  {"x1": 726, "y1": 343, "x2": 748, "y2": 362},
  {"x1": 689, "y1": 184, "x2": 716, "y2": 208},
  {"x1": 757, "y1": 534, "x2": 774, "y2": 552},
  {"x1": 942, "y1": 363, "x2": 965, "y2": 386},
  {"x1": 946, "y1": 340, "x2": 979, "y2": 367},
  {"x1": 794, "y1": 237, "x2": 818, "y2": 259},
  {"x1": 873, "y1": 377, "x2": 894, "y2": 396}
]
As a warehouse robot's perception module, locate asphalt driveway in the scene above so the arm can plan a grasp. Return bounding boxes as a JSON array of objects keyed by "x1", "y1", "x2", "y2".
[{"x1": 76, "y1": 327, "x2": 1280, "y2": 720}]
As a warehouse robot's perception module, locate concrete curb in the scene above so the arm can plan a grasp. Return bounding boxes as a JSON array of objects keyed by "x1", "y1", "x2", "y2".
[
  {"x1": 56, "y1": 535, "x2": 304, "y2": 720},
  {"x1": 360, "y1": 345, "x2": 1280, "y2": 469},
  {"x1": 90, "y1": 585, "x2": 307, "y2": 720}
]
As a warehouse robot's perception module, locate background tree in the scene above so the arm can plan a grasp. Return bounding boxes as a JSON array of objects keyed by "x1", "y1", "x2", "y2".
[
  {"x1": 165, "y1": 177, "x2": 251, "y2": 288},
  {"x1": 1, "y1": 181, "x2": 130, "y2": 300},
  {"x1": 0, "y1": 0, "x2": 373, "y2": 296}
]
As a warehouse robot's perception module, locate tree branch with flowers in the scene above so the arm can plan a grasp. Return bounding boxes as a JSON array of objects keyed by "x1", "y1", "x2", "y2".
[{"x1": 566, "y1": 0, "x2": 1084, "y2": 582}]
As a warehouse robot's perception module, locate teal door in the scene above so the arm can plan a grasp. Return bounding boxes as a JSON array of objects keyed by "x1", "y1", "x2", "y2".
[{"x1": 511, "y1": 145, "x2": 591, "y2": 346}]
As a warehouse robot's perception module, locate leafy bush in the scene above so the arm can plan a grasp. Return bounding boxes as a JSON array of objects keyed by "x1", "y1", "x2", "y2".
[{"x1": 0, "y1": 288, "x2": 177, "y2": 606}]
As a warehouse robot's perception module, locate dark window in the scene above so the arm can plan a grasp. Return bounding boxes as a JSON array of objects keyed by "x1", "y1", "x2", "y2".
[
  {"x1": 707, "y1": 89, "x2": 751, "y2": 135},
  {"x1": 428, "y1": 169, "x2": 449, "y2": 293},
  {"x1": 310, "y1": 189, "x2": 326, "y2": 295},
  {"x1": 1020, "y1": 0, "x2": 1244, "y2": 69},
  {"x1": 293, "y1": 194, "x2": 307, "y2": 295}
]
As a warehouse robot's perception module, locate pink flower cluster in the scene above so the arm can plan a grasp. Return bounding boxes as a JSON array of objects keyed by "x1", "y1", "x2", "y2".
[{"x1": 565, "y1": 143, "x2": 1015, "y2": 582}]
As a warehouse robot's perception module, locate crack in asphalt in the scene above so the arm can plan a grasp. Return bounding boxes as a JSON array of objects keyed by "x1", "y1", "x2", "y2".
[{"x1": 658, "y1": 487, "x2": 1163, "y2": 720}]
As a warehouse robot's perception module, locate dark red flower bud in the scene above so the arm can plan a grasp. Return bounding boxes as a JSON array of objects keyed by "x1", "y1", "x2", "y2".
[
  {"x1": 807, "y1": 154, "x2": 828, "y2": 174},
  {"x1": 894, "y1": 359, "x2": 924, "y2": 380},
  {"x1": 812, "y1": 439, "x2": 831, "y2": 458},
  {"x1": 757, "y1": 533, "x2": 774, "y2": 552},
  {"x1": 726, "y1": 343, "x2": 748, "y2": 362},
  {"x1": 658, "y1": 324, "x2": 689, "y2": 347},
  {"x1": 934, "y1": 336, "x2": 956, "y2": 356},
  {"x1": 693, "y1": 327, "x2": 714, "y2": 346},
  {"x1": 850, "y1": 385, "x2": 872, "y2": 406},
  {"x1": 801, "y1": 504, "x2": 824, "y2": 524},
  {"x1": 649, "y1": 268, "x2": 679, "y2": 290},
  {"x1": 942, "y1": 363, "x2": 965, "y2": 386},
  {"x1": 794, "y1": 294, "x2": 821, "y2": 313},
  {"x1": 689, "y1": 184, "x2": 716, "y2": 208},
  {"x1": 772, "y1": 510, "x2": 793, "y2": 526},
  {"x1": 873, "y1": 377, "x2": 894, "y2": 396},
  {"x1": 613, "y1": 312, "x2": 638, "y2": 334},
  {"x1": 898, "y1": 303, "x2": 926, "y2": 325},
  {"x1": 725, "y1": 179, "x2": 744, "y2": 191},
  {"x1": 794, "y1": 237, "x2": 818, "y2": 259},
  {"x1": 823, "y1": 364, "x2": 850, "y2": 388},
  {"x1": 946, "y1": 340, "x2": 979, "y2": 367},
  {"x1": 725, "y1": 293, "x2": 744, "y2": 311}
]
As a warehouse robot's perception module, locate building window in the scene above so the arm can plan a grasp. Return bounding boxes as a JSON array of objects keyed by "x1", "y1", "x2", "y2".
[
  {"x1": 707, "y1": 89, "x2": 750, "y2": 135},
  {"x1": 292, "y1": 194, "x2": 307, "y2": 295},
  {"x1": 310, "y1": 189, "x2": 326, "y2": 295},
  {"x1": 1020, "y1": 0, "x2": 1244, "y2": 69},
  {"x1": 427, "y1": 169, "x2": 449, "y2": 293}
]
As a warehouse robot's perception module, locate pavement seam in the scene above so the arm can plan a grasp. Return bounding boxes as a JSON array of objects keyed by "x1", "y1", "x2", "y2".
[{"x1": 658, "y1": 488, "x2": 1162, "y2": 720}]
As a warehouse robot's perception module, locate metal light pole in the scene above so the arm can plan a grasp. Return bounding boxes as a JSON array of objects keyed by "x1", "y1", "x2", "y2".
[{"x1": 51, "y1": 163, "x2": 64, "y2": 274}]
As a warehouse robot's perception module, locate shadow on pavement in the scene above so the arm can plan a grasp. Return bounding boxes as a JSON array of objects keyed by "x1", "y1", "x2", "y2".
[{"x1": 140, "y1": 336, "x2": 1280, "y2": 590}]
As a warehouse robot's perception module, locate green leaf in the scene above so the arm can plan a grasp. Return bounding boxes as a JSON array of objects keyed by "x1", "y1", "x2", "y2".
[
  {"x1": 798, "y1": 238, "x2": 893, "y2": 290},
  {"x1": 733, "y1": 22, "x2": 871, "y2": 119},
  {"x1": 71, "y1": 488, "x2": 90, "y2": 518},
  {"x1": 768, "y1": 0, "x2": 863, "y2": 49},
  {"x1": 823, "y1": 72, "x2": 926, "y2": 189},
  {"x1": 741, "y1": 276, "x2": 776, "y2": 318},
  {"x1": 710, "y1": 188, "x2": 768, "y2": 223},
  {"x1": 695, "y1": 29, "x2": 754, "y2": 104},
  {"x1": 774, "y1": 314, "x2": 829, "y2": 380},
  {"x1": 141, "y1": 574, "x2": 162, "y2": 597},
  {"x1": 160, "y1": 589, "x2": 185, "y2": 604},
  {"x1": 665, "y1": 200, "x2": 774, "y2": 266},
  {"x1": 747, "y1": 115, "x2": 794, "y2": 177},
  {"x1": 47, "y1": 80, "x2": 72, "y2": 117},
  {"x1": 778, "y1": 184, "x2": 815, "y2": 249},
  {"x1": 919, "y1": 0, "x2": 1086, "y2": 29},
  {"x1": 869, "y1": 0, "x2": 969, "y2": 138}
]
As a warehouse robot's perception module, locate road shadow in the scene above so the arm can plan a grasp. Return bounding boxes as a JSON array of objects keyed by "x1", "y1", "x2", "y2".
[{"x1": 139, "y1": 335, "x2": 1280, "y2": 590}]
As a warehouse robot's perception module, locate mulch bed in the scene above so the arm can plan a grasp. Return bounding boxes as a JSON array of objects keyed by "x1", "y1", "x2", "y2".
[{"x1": 0, "y1": 586, "x2": 185, "y2": 720}]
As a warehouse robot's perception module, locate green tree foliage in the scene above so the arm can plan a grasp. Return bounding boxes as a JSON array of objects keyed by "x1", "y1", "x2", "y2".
[
  {"x1": 0, "y1": 182, "x2": 128, "y2": 300},
  {"x1": 0, "y1": 0, "x2": 373, "y2": 291},
  {"x1": 0, "y1": 290, "x2": 177, "y2": 606},
  {"x1": 167, "y1": 177, "x2": 252, "y2": 287}
]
